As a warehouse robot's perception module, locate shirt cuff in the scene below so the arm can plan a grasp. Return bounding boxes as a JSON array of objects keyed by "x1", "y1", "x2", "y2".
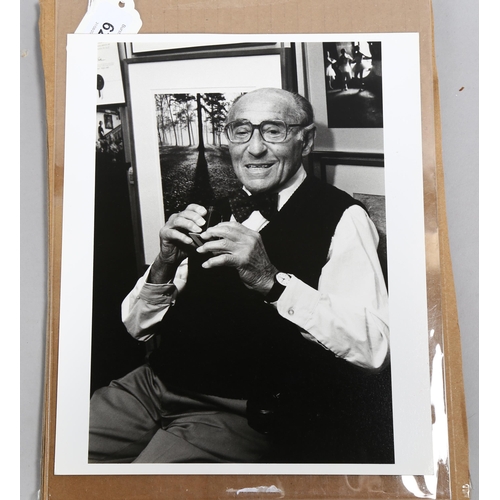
[
  {"x1": 138, "y1": 281, "x2": 178, "y2": 305},
  {"x1": 276, "y1": 276, "x2": 319, "y2": 330}
]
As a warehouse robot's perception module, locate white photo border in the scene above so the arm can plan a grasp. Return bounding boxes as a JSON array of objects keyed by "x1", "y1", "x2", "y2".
[{"x1": 55, "y1": 33, "x2": 437, "y2": 476}]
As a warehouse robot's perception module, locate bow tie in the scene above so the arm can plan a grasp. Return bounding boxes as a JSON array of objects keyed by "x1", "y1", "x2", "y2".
[{"x1": 228, "y1": 189, "x2": 279, "y2": 223}]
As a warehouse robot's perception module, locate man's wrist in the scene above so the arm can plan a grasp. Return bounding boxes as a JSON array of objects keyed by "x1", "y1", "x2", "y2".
[
  {"x1": 147, "y1": 256, "x2": 178, "y2": 284},
  {"x1": 264, "y1": 271, "x2": 292, "y2": 303}
]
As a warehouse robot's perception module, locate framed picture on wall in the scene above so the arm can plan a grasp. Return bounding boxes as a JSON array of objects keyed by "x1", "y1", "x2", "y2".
[
  {"x1": 103, "y1": 113, "x2": 113, "y2": 129},
  {"x1": 322, "y1": 41, "x2": 383, "y2": 128},
  {"x1": 301, "y1": 41, "x2": 385, "y2": 153}
]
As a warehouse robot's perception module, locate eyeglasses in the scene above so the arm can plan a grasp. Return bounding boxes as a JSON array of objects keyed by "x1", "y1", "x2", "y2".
[{"x1": 224, "y1": 120, "x2": 304, "y2": 144}]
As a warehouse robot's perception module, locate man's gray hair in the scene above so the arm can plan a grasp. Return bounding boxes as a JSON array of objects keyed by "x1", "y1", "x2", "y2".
[{"x1": 289, "y1": 91, "x2": 314, "y2": 125}]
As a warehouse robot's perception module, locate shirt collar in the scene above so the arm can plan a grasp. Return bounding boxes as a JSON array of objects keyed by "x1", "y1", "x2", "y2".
[{"x1": 242, "y1": 165, "x2": 307, "y2": 212}]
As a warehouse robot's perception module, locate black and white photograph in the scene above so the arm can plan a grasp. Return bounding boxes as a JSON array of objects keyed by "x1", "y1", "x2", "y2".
[{"x1": 55, "y1": 34, "x2": 436, "y2": 476}]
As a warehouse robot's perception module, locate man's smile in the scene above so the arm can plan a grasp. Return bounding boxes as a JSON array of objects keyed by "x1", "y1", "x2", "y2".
[{"x1": 245, "y1": 163, "x2": 274, "y2": 169}]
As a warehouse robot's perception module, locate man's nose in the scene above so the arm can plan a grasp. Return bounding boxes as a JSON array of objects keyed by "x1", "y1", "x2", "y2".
[{"x1": 247, "y1": 129, "x2": 268, "y2": 157}]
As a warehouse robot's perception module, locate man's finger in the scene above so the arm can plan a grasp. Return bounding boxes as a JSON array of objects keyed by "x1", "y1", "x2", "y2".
[
  {"x1": 197, "y1": 237, "x2": 233, "y2": 254},
  {"x1": 185, "y1": 203, "x2": 208, "y2": 216},
  {"x1": 201, "y1": 253, "x2": 237, "y2": 269},
  {"x1": 163, "y1": 227, "x2": 196, "y2": 247},
  {"x1": 169, "y1": 214, "x2": 206, "y2": 234},
  {"x1": 202, "y1": 222, "x2": 250, "y2": 241},
  {"x1": 179, "y1": 209, "x2": 207, "y2": 225}
]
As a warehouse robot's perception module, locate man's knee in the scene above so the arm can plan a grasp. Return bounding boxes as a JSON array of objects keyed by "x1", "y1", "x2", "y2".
[{"x1": 88, "y1": 374, "x2": 162, "y2": 463}]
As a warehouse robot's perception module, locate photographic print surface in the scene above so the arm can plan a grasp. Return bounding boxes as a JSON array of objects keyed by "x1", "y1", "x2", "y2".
[
  {"x1": 55, "y1": 33, "x2": 436, "y2": 477},
  {"x1": 323, "y1": 41, "x2": 383, "y2": 128}
]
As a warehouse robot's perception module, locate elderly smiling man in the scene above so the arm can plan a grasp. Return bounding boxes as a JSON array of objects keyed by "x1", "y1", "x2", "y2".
[{"x1": 89, "y1": 88, "x2": 391, "y2": 464}]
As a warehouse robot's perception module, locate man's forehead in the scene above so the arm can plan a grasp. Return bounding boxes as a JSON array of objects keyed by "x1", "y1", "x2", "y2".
[{"x1": 230, "y1": 89, "x2": 298, "y2": 120}]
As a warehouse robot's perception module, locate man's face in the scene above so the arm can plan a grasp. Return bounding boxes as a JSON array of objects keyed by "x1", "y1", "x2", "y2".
[{"x1": 227, "y1": 90, "x2": 314, "y2": 195}]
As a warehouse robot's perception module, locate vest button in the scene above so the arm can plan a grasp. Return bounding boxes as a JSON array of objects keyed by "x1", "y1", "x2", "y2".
[{"x1": 288, "y1": 308, "x2": 294, "y2": 315}]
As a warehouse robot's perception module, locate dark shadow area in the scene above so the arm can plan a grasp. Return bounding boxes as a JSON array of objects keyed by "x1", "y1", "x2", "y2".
[
  {"x1": 326, "y1": 87, "x2": 383, "y2": 128},
  {"x1": 188, "y1": 150, "x2": 215, "y2": 207},
  {"x1": 90, "y1": 150, "x2": 146, "y2": 395},
  {"x1": 262, "y1": 362, "x2": 394, "y2": 464}
]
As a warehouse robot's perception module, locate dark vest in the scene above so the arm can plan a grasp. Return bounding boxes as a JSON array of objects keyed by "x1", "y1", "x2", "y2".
[{"x1": 149, "y1": 176, "x2": 363, "y2": 399}]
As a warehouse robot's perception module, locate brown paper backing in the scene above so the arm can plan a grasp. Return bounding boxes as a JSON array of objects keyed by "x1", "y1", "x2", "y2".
[{"x1": 38, "y1": 0, "x2": 471, "y2": 498}]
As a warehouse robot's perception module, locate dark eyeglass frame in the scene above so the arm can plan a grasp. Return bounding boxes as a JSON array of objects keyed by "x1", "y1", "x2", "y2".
[{"x1": 224, "y1": 119, "x2": 305, "y2": 144}]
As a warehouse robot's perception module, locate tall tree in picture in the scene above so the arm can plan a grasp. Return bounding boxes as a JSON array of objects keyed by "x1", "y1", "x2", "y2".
[
  {"x1": 190, "y1": 93, "x2": 212, "y2": 206},
  {"x1": 203, "y1": 93, "x2": 229, "y2": 146},
  {"x1": 175, "y1": 94, "x2": 196, "y2": 146}
]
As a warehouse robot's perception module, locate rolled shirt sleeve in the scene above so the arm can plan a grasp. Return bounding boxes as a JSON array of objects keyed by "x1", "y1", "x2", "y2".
[
  {"x1": 275, "y1": 205, "x2": 390, "y2": 371},
  {"x1": 121, "y1": 259, "x2": 188, "y2": 341}
]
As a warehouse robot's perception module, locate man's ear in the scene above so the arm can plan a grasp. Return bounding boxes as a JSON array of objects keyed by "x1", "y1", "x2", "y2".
[{"x1": 301, "y1": 124, "x2": 316, "y2": 157}]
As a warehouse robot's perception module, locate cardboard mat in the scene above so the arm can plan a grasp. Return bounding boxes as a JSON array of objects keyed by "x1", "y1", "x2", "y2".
[{"x1": 38, "y1": 0, "x2": 470, "y2": 498}]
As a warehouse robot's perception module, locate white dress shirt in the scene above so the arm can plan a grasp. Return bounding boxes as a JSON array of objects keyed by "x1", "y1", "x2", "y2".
[{"x1": 122, "y1": 167, "x2": 390, "y2": 372}]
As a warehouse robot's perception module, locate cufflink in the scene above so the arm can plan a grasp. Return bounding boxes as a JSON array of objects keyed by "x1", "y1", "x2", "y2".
[{"x1": 264, "y1": 272, "x2": 292, "y2": 303}]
